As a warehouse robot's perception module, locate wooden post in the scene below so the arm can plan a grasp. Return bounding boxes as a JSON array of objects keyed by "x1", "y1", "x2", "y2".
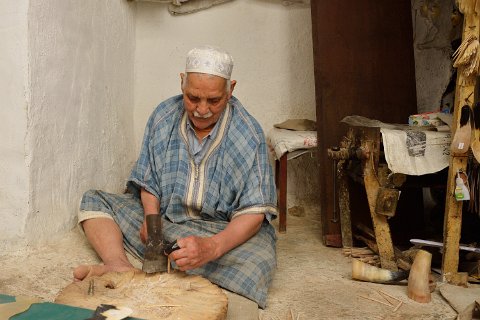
[
  {"x1": 442, "y1": 156, "x2": 468, "y2": 278},
  {"x1": 362, "y1": 128, "x2": 397, "y2": 271},
  {"x1": 442, "y1": 12, "x2": 478, "y2": 280},
  {"x1": 277, "y1": 154, "x2": 288, "y2": 233}
]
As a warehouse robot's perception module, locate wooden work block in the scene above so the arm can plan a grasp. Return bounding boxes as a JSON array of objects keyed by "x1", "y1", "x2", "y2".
[{"x1": 56, "y1": 271, "x2": 228, "y2": 320}]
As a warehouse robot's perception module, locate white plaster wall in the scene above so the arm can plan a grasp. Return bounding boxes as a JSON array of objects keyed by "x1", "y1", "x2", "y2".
[
  {"x1": 0, "y1": 0, "x2": 30, "y2": 244},
  {"x1": 24, "y1": 1, "x2": 136, "y2": 243},
  {"x1": 134, "y1": 1, "x2": 318, "y2": 205}
]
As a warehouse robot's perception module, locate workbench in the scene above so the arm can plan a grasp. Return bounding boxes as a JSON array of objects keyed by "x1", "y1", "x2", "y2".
[{"x1": 329, "y1": 118, "x2": 451, "y2": 271}]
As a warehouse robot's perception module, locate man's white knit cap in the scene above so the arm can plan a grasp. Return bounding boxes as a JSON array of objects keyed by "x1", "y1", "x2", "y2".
[{"x1": 185, "y1": 45, "x2": 234, "y2": 80}]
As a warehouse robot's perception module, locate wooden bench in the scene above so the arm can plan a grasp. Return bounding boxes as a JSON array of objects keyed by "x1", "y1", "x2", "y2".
[{"x1": 267, "y1": 128, "x2": 317, "y2": 232}]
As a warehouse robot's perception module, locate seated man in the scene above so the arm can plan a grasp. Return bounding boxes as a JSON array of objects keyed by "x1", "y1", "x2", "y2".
[{"x1": 74, "y1": 45, "x2": 278, "y2": 308}]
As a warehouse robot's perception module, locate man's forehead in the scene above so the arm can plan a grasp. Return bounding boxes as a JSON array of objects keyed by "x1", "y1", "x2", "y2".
[
  {"x1": 184, "y1": 73, "x2": 227, "y2": 92},
  {"x1": 185, "y1": 87, "x2": 225, "y2": 99}
]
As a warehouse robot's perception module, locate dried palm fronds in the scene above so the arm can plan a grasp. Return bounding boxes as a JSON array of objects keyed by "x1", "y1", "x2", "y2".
[
  {"x1": 453, "y1": 32, "x2": 480, "y2": 77},
  {"x1": 458, "y1": 0, "x2": 477, "y2": 14},
  {"x1": 467, "y1": 48, "x2": 480, "y2": 76},
  {"x1": 453, "y1": 34, "x2": 477, "y2": 65}
]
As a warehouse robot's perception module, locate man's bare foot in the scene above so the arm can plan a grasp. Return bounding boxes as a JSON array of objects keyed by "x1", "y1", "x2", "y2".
[{"x1": 73, "y1": 264, "x2": 137, "y2": 282}]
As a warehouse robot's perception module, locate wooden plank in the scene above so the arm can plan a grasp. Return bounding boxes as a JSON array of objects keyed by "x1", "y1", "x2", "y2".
[
  {"x1": 362, "y1": 128, "x2": 397, "y2": 271},
  {"x1": 310, "y1": 1, "x2": 418, "y2": 245},
  {"x1": 442, "y1": 12, "x2": 478, "y2": 280}
]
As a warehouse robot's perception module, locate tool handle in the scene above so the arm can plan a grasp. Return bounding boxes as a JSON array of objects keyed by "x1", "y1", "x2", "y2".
[{"x1": 164, "y1": 240, "x2": 180, "y2": 255}]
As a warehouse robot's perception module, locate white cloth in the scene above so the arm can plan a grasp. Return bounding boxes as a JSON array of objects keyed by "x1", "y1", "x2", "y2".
[
  {"x1": 267, "y1": 128, "x2": 317, "y2": 160},
  {"x1": 381, "y1": 128, "x2": 451, "y2": 175}
]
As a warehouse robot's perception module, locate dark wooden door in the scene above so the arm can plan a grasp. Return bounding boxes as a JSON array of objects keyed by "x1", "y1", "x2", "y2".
[{"x1": 311, "y1": 1, "x2": 418, "y2": 246}]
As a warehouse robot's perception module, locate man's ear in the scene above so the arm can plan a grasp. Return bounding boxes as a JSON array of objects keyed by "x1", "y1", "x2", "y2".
[
  {"x1": 229, "y1": 80, "x2": 237, "y2": 97},
  {"x1": 180, "y1": 73, "x2": 185, "y2": 92}
]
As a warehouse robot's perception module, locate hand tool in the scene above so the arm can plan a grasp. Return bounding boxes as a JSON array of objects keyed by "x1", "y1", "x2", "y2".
[
  {"x1": 163, "y1": 240, "x2": 180, "y2": 255},
  {"x1": 142, "y1": 214, "x2": 180, "y2": 274}
]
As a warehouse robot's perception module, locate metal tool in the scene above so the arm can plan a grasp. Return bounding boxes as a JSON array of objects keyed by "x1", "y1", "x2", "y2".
[
  {"x1": 87, "y1": 304, "x2": 133, "y2": 320},
  {"x1": 410, "y1": 239, "x2": 480, "y2": 254},
  {"x1": 142, "y1": 215, "x2": 168, "y2": 274},
  {"x1": 142, "y1": 214, "x2": 181, "y2": 274},
  {"x1": 88, "y1": 279, "x2": 95, "y2": 296}
]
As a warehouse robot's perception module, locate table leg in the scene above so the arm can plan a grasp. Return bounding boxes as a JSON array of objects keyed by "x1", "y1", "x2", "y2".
[{"x1": 277, "y1": 154, "x2": 288, "y2": 233}]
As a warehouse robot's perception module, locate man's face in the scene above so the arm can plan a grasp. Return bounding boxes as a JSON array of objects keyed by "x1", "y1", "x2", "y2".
[{"x1": 181, "y1": 73, "x2": 235, "y2": 130}]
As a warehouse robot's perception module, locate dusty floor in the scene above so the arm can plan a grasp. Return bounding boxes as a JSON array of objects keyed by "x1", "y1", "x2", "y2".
[{"x1": 0, "y1": 206, "x2": 462, "y2": 319}]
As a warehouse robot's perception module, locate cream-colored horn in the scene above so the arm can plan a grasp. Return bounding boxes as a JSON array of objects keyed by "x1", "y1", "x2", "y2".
[
  {"x1": 352, "y1": 259, "x2": 408, "y2": 284},
  {"x1": 407, "y1": 249, "x2": 432, "y2": 303}
]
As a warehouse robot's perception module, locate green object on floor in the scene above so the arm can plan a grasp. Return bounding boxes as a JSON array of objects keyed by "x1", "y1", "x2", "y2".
[
  {"x1": 10, "y1": 302, "x2": 95, "y2": 320},
  {"x1": 0, "y1": 295, "x2": 16, "y2": 304},
  {"x1": 1, "y1": 294, "x2": 143, "y2": 320}
]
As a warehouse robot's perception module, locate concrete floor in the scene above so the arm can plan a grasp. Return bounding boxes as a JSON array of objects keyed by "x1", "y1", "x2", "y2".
[{"x1": 0, "y1": 205, "x2": 460, "y2": 319}]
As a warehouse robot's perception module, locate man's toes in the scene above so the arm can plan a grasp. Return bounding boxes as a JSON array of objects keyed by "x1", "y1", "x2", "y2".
[
  {"x1": 73, "y1": 265, "x2": 92, "y2": 281},
  {"x1": 73, "y1": 265, "x2": 105, "y2": 281}
]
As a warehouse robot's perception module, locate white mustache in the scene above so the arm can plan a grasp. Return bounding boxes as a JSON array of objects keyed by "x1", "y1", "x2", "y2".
[{"x1": 193, "y1": 110, "x2": 213, "y2": 119}]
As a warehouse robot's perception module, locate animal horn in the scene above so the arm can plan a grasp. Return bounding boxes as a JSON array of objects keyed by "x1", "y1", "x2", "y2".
[
  {"x1": 407, "y1": 249, "x2": 432, "y2": 303},
  {"x1": 352, "y1": 259, "x2": 408, "y2": 284}
]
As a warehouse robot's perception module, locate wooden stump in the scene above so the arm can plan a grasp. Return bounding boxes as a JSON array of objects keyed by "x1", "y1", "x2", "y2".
[{"x1": 55, "y1": 271, "x2": 228, "y2": 320}]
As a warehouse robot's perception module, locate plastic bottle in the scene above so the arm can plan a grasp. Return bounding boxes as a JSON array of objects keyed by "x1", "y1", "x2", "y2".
[{"x1": 455, "y1": 173, "x2": 470, "y2": 201}]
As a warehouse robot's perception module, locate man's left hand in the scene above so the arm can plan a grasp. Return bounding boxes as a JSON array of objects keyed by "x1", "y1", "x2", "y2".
[{"x1": 169, "y1": 236, "x2": 219, "y2": 271}]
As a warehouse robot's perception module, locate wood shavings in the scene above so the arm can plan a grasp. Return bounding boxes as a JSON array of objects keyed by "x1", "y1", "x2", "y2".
[
  {"x1": 358, "y1": 290, "x2": 404, "y2": 313},
  {"x1": 286, "y1": 308, "x2": 302, "y2": 320},
  {"x1": 343, "y1": 247, "x2": 381, "y2": 267}
]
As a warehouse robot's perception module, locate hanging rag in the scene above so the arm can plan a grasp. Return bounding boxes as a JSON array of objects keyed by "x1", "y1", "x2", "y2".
[{"x1": 169, "y1": 0, "x2": 234, "y2": 15}]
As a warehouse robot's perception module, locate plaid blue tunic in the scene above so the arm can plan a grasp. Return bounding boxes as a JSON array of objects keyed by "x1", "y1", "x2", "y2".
[{"x1": 80, "y1": 95, "x2": 278, "y2": 308}]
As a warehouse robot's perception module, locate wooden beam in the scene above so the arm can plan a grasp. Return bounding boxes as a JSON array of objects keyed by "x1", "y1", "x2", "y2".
[
  {"x1": 442, "y1": 12, "x2": 478, "y2": 280},
  {"x1": 362, "y1": 128, "x2": 397, "y2": 271},
  {"x1": 442, "y1": 155, "x2": 468, "y2": 278}
]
